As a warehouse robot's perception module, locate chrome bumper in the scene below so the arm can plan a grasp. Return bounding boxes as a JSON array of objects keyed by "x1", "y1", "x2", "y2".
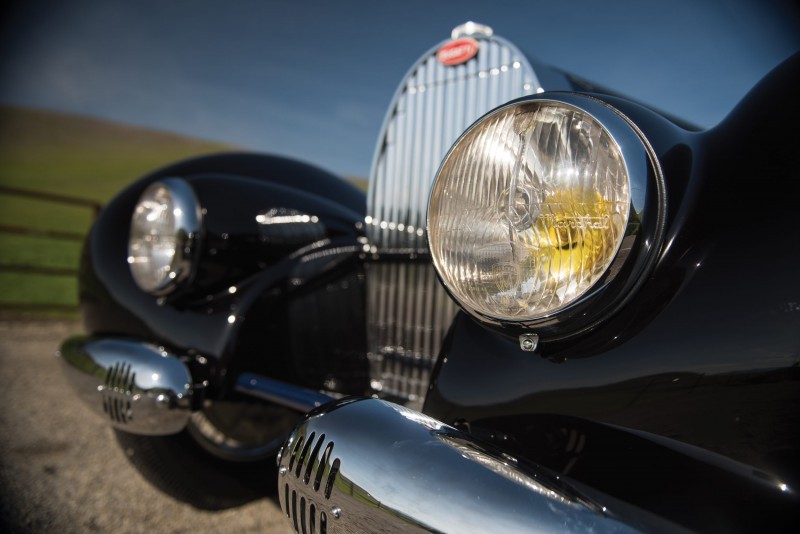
[
  {"x1": 277, "y1": 398, "x2": 677, "y2": 533},
  {"x1": 58, "y1": 337, "x2": 193, "y2": 435}
]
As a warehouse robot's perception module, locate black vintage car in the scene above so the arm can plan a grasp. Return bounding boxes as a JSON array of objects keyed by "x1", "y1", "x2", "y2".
[{"x1": 60, "y1": 22, "x2": 799, "y2": 532}]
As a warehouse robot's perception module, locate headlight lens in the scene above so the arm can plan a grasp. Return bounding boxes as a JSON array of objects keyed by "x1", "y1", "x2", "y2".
[
  {"x1": 128, "y1": 178, "x2": 201, "y2": 295},
  {"x1": 429, "y1": 99, "x2": 637, "y2": 323}
]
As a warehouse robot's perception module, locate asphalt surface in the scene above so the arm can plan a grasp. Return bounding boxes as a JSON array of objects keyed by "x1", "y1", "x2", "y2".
[{"x1": 0, "y1": 320, "x2": 291, "y2": 533}]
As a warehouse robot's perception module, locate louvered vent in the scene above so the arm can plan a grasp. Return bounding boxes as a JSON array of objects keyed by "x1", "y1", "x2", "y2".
[
  {"x1": 102, "y1": 361, "x2": 135, "y2": 424},
  {"x1": 365, "y1": 34, "x2": 540, "y2": 407},
  {"x1": 282, "y1": 431, "x2": 339, "y2": 534}
]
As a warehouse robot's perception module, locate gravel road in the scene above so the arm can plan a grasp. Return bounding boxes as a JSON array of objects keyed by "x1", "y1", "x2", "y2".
[{"x1": 0, "y1": 320, "x2": 291, "y2": 534}]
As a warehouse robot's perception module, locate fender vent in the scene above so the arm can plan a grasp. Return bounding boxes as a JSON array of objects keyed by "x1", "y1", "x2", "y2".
[
  {"x1": 282, "y1": 432, "x2": 340, "y2": 533},
  {"x1": 59, "y1": 337, "x2": 192, "y2": 435},
  {"x1": 101, "y1": 361, "x2": 135, "y2": 424},
  {"x1": 275, "y1": 399, "x2": 645, "y2": 534}
]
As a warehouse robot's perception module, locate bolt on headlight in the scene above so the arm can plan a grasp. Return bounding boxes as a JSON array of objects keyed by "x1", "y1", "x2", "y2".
[
  {"x1": 428, "y1": 95, "x2": 663, "y2": 329},
  {"x1": 128, "y1": 178, "x2": 202, "y2": 295}
]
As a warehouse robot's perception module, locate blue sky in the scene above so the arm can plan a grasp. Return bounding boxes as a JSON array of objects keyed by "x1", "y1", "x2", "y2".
[{"x1": 1, "y1": 0, "x2": 798, "y2": 179}]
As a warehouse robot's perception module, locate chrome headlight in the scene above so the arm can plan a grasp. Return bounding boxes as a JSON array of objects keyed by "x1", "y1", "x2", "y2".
[
  {"x1": 428, "y1": 95, "x2": 663, "y2": 329},
  {"x1": 128, "y1": 178, "x2": 202, "y2": 295}
]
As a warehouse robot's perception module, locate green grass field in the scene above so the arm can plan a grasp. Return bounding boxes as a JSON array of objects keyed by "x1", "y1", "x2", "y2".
[
  {"x1": 0, "y1": 105, "x2": 367, "y2": 317},
  {"x1": 0, "y1": 105, "x2": 234, "y2": 316}
]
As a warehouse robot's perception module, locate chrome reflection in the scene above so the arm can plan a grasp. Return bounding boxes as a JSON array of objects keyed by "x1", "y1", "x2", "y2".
[
  {"x1": 278, "y1": 398, "x2": 652, "y2": 533},
  {"x1": 257, "y1": 207, "x2": 326, "y2": 245},
  {"x1": 58, "y1": 337, "x2": 192, "y2": 435},
  {"x1": 451, "y1": 21, "x2": 494, "y2": 39},
  {"x1": 436, "y1": 433, "x2": 572, "y2": 505},
  {"x1": 257, "y1": 210, "x2": 319, "y2": 225},
  {"x1": 234, "y1": 373, "x2": 334, "y2": 414}
]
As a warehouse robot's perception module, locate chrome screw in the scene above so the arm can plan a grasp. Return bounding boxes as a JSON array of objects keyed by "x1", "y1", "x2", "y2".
[
  {"x1": 519, "y1": 333, "x2": 539, "y2": 352},
  {"x1": 331, "y1": 506, "x2": 342, "y2": 519}
]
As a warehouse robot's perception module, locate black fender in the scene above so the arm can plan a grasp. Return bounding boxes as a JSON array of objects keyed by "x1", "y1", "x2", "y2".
[
  {"x1": 79, "y1": 152, "x2": 367, "y2": 393},
  {"x1": 424, "y1": 55, "x2": 800, "y2": 531}
]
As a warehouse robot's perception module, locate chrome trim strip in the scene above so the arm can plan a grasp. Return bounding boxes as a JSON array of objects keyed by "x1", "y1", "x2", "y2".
[
  {"x1": 234, "y1": 373, "x2": 334, "y2": 413},
  {"x1": 57, "y1": 337, "x2": 192, "y2": 435}
]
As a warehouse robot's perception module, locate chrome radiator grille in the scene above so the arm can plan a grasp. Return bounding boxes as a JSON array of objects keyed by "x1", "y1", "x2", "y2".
[
  {"x1": 366, "y1": 34, "x2": 539, "y2": 407},
  {"x1": 365, "y1": 262, "x2": 458, "y2": 407}
]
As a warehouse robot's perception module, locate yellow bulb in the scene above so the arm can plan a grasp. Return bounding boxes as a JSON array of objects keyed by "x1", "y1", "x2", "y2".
[{"x1": 527, "y1": 188, "x2": 621, "y2": 285}]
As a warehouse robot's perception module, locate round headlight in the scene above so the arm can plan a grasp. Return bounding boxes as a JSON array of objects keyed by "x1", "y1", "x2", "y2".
[
  {"x1": 428, "y1": 96, "x2": 661, "y2": 327},
  {"x1": 128, "y1": 178, "x2": 201, "y2": 295}
]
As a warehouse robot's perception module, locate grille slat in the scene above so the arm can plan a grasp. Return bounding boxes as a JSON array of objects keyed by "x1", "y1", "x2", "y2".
[
  {"x1": 366, "y1": 35, "x2": 540, "y2": 407},
  {"x1": 366, "y1": 263, "x2": 458, "y2": 406}
]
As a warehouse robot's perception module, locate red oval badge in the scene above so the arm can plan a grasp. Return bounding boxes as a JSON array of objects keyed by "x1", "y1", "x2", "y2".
[{"x1": 436, "y1": 37, "x2": 479, "y2": 66}]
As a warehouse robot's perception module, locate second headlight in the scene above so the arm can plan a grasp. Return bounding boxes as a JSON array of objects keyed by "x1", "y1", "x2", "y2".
[
  {"x1": 428, "y1": 96, "x2": 658, "y2": 326},
  {"x1": 128, "y1": 178, "x2": 202, "y2": 295}
]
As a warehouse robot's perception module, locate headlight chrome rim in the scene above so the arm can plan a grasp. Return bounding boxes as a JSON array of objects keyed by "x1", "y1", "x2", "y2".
[
  {"x1": 428, "y1": 93, "x2": 666, "y2": 334},
  {"x1": 128, "y1": 177, "x2": 202, "y2": 295}
]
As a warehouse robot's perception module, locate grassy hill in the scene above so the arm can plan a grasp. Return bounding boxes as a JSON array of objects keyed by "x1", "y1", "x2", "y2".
[
  {"x1": 0, "y1": 105, "x2": 236, "y2": 315},
  {"x1": 0, "y1": 105, "x2": 236, "y2": 201}
]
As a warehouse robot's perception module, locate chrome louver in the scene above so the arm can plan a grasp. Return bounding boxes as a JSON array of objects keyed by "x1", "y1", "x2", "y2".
[
  {"x1": 366, "y1": 28, "x2": 540, "y2": 407},
  {"x1": 278, "y1": 399, "x2": 650, "y2": 533},
  {"x1": 58, "y1": 338, "x2": 193, "y2": 436}
]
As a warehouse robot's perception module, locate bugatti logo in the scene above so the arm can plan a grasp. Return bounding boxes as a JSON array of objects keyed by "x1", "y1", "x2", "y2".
[{"x1": 437, "y1": 38, "x2": 479, "y2": 66}]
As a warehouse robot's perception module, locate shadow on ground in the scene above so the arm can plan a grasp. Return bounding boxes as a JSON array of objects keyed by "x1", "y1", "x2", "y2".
[{"x1": 0, "y1": 320, "x2": 289, "y2": 533}]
